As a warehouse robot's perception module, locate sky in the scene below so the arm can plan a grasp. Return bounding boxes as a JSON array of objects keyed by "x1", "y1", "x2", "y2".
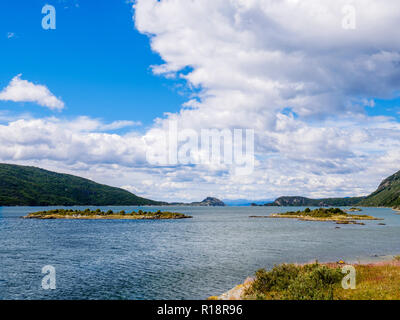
[{"x1": 1, "y1": 0, "x2": 400, "y2": 202}]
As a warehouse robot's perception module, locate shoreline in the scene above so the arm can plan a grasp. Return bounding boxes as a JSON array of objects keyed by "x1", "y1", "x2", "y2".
[{"x1": 212, "y1": 254, "x2": 400, "y2": 300}]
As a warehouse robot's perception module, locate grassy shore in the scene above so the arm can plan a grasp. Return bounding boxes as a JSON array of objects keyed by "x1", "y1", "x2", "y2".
[
  {"x1": 24, "y1": 208, "x2": 192, "y2": 220},
  {"x1": 260, "y1": 207, "x2": 380, "y2": 224},
  {"x1": 211, "y1": 256, "x2": 400, "y2": 300}
]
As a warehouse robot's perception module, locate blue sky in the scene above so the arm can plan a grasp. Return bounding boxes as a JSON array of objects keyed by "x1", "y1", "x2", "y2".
[
  {"x1": 1, "y1": 0, "x2": 400, "y2": 202},
  {"x1": 0, "y1": 0, "x2": 187, "y2": 129}
]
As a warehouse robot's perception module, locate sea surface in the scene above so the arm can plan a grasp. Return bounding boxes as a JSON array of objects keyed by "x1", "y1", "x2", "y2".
[{"x1": 0, "y1": 206, "x2": 399, "y2": 300}]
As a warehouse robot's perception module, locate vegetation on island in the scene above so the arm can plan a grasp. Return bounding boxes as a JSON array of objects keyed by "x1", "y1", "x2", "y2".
[
  {"x1": 347, "y1": 207, "x2": 362, "y2": 212},
  {"x1": 267, "y1": 207, "x2": 379, "y2": 223},
  {"x1": 24, "y1": 208, "x2": 192, "y2": 220},
  {"x1": 0, "y1": 163, "x2": 164, "y2": 206},
  {"x1": 237, "y1": 257, "x2": 400, "y2": 300}
]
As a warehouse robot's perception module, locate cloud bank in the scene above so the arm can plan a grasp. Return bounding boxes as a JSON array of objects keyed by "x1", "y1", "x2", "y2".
[{"x1": 1, "y1": 0, "x2": 400, "y2": 202}]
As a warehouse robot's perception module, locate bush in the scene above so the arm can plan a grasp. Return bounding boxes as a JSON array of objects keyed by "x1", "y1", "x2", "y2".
[{"x1": 245, "y1": 263, "x2": 342, "y2": 300}]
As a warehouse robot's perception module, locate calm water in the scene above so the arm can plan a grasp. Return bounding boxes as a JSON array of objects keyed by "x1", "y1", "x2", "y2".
[{"x1": 0, "y1": 206, "x2": 399, "y2": 300}]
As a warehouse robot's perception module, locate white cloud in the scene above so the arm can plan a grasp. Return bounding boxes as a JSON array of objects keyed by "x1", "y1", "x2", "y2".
[
  {"x1": 1, "y1": 1, "x2": 400, "y2": 202},
  {"x1": 134, "y1": 0, "x2": 400, "y2": 124},
  {"x1": 0, "y1": 74, "x2": 65, "y2": 110},
  {"x1": 129, "y1": 0, "x2": 400, "y2": 200},
  {"x1": 102, "y1": 120, "x2": 142, "y2": 131},
  {"x1": 0, "y1": 117, "x2": 147, "y2": 166}
]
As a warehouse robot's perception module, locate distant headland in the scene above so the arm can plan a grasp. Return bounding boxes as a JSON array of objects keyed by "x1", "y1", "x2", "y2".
[
  {"x1": 250, "y1": 168, "x2": 400, "y2": 209},
  {"x1": 168, "y1": 197, "x2": 226, "y2": 207},
  {"x1": 0, "y1": 163, "x2": 164, "y2": 206}
]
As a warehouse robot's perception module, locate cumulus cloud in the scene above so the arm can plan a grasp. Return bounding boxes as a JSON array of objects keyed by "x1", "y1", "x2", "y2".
[
  {"x1": 1, "y1": 1, "x2": 400, "y2": 202},
  {"x1": 0, "y1": 74, "x2": 65, "y2": 110},
  {"x1": 134, "y1": 0, "x2": 400, "y2": 122},
  {"x1": 129, "y1": 0, "x2": 400, "y2": 199},
  {"x1": 0, "y1": 117, "x2": 147, "y2": 166}
]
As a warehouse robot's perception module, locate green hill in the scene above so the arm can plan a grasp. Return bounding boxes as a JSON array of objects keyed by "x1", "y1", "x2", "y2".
[
  {"x1": 0, "y1": 163, "x2": 163, "y2": 206},
  {"x1": 263, "y1": 196, "x2": 364, "y2": 207},
  {"x1": 359, "y1": 170, "x2": 400, "y2": 207}
]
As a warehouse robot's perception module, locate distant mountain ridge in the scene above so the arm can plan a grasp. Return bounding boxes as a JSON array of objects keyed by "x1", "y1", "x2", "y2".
[
  {"x1": 2, "y1": 162, "x2": 400, "y2": 208},
  {"x1": 252, "y1": 169, "x2": 400, "y2": 208},
  {"x1": 359, "y1": 170, "x2": 400, "y2": 207},
  {"x1": 169, "y1": 197, "x2": 226, "y2": 206},
  {"x1": 261, "y1": 196, "x2": 365, "y2": 207},
  {"x1": 223, "y1": 199, "x2": 273, "y2": 206},
  {"x1": 0, "y1": 163, "x2": 163, "y2": 206}
]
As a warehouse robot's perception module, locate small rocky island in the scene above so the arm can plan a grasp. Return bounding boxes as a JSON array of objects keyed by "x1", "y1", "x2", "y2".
[
  {"x1": 251, "y1": 207, "x2": 380, "y2": 224},
  {"x1": 24, "y1": 209, "x2": 192, "y2": 220},
  {"x1": 346, "y1": 207, "x2": 363, "y2": 212}
]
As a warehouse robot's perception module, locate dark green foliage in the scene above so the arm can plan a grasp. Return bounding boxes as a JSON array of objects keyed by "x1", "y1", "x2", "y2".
[
  {"x1": 359, "y1": 170, "x2": 400, "y2": 207},
  {"x1": 0, "y1": 163, "x2": 164, "y2": 206},
  {"x1": 279, "y1": 207, "x2": 347, "y2": 218},
  {"x1": 246, "y1": 263, "x2": 343, "y2": 300},
  {"x1": 265, "y1": 196, "x2": 365, "y2": 207}
]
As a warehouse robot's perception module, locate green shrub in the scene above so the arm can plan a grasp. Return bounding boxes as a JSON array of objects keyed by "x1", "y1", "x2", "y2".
[{"x1": 245, "y1": 263, "x2": 342, "y2": 300}]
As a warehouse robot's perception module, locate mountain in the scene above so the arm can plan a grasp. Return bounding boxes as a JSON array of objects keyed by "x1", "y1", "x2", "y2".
[
  {"x1": 190, "y1": 197, "x2": 226, "y2": 206},
  {"x1": 169, "y1": 197, "x2": 226, "y2": 206},
  {"x1": 223, "y1": 199, "x2": 274, "y2": 206},
  {"x1": 0, "y1": 163, "x2": 163, "y2": 206},
  {"x1": 359, "y1": 170, "x2": 400, "y2": 207},
  {"x1": 263, "y1": 196, "x2": 365, "y2": 207}
]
